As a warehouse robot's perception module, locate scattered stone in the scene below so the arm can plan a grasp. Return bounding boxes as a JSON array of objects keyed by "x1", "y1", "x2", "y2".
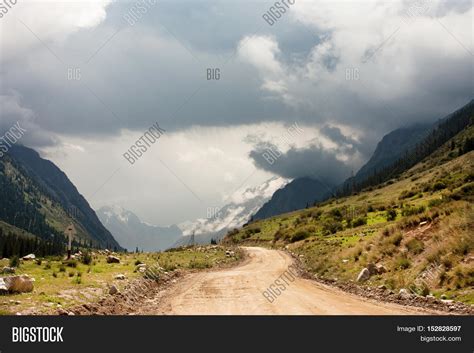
[
  {"x1": 376, "y1": 264, "x2": 387, "y2": 274},
  {"x1": 440, "y1": 294, "x2": 447, "y2": 300},
  {"x1": 106, "y1": 255, "x2": 120, "y2": 264},
  {"x1": 419, "y1": 221, "x2": 428, "y2": 226},
  {"x1": 3, "y1": 275, "x2": 34, "y2": 293},
  {"x1": 378, "y1": 284, "x2": 386, "y2": 290},
  {"x1": 398, "y1": 288, "x2": 412, "y2": 299},
  {"x1": 2, "y1": 266, "x2": 15, "y2": 274},
  {"x1": 21, "y1": 254, "x2": 36, "y2": 261},
  {"x1": 109, "y1": 285, "x2": 119, "y2": 295},
  {"x1": 426, "y1": 294, "x2": 436, "y2": 302},
  {"x1": 342, "y1": 259, "x2": 349, "y2": 263},
  {"x1": 356, "y1": 268, "x2": 370, "y2": 282},
  {"x1": 114, "y1": 274, "x2": 126, "y2": 280}
]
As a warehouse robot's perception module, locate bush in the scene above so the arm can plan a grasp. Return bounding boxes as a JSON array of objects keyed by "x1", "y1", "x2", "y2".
[
  {"x1": 395, "y1": 256, "x2": 411, "y2": 269},
  {"x1": 44, "y1": 262, "x2": 52, "y2": 270},
  {"x1": 59, "y1": 264, "x2": 66, "y2": 272},
  {"x1": 64, "y1": 259, "x2": 78, "y2": 268},
  {"x1": 401, "y1": 205, "x2": 425, "y2": 217},
  {"x1": 351, "y1": 217, "x2": 367, "y2": 227},
  {"x1": 432, "y1": 181, "x2": 447, "y2": 191},
  {"x1": 322, "y1": 219, "x2": 343, "y2": 235},
  {"x1": 9, "y1": 255, "x2": 20, "y2": 268},
  {"x1": 81, "y1": 251, "x2": 92, "y2": 265},
  {"x1": 399, "y1": 190, "x2": 416, "y2": 199},
  {"x1": 389, "y1": 232, "x2": 403, "y2": 246},
  {"x1": 385, "y1": 208, "x2": 397, "y2": 221},
  {"x1": 405, "y1": 238, "x2": 424, "y2": 254},
  {"x1": 290, "y1": 231, "x2": 310, "y2": 243}
]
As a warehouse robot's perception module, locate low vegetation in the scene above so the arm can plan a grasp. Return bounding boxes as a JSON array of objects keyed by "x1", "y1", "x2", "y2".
[{"x1": 0, "y1": 245, "x2": 240, "y2": 315}]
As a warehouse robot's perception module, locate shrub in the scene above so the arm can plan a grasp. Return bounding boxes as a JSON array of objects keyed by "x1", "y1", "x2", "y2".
[
  {"x1": 351, "y1": 217, "x2": 367, "y2": 227},
  {"x1": 59, "y1": 264, "x2": 66, "y2": 272},
  {"x1": 385, "y1": 208, "x2": 397, "y2": 221},
  {"x1": 290, "y1": 231, "x2": 310, "y2": 243},
  {"x1": 9, "y1": 255, "x2": 20, "y2": 268},
  {"x1": 432, "y1": 181, "x2": 447, "y2": 191},
  {"x1": 389, "y1": 232, "x2": 403, "y2": 246},
  {"x1": 44, "y1": 262, "x2": 52, "y2": 270},
  {"x1": 405, "y1": 238, "x2": 424, "y2": 254},
  {"x1": 401, "y1": 205, "x2": 425, "y2": 217},
  {"x1": 399, "y1": 190, "x2": 416, "y2": 199},
  {"x1": 65, "y1": 259, "x2": 78, "y2": 268},
  {"x1": 52, "y1": 272, "x2": 57, "y2": 278},
  {"x1": 322, "y1": 219, "x2": 343, "y2": 235},
  {"x1": 395, "y1": 256, "x2": 411, "y2": 269},
  {"x1": 82, "y1": 251, "x2": 93, "y2": 265}
]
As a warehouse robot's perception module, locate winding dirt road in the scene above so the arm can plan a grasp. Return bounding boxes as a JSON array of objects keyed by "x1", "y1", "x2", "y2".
[{"x1": 136, "y1": 247, "x2": 433, "y2": 315}]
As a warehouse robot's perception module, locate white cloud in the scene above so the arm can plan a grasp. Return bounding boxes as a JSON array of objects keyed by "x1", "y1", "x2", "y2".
[{"x1": 0, "y1": 0, "x2": 113, "y2": 61}]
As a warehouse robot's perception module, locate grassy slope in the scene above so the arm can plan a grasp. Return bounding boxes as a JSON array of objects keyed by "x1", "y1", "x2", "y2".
[
  {"x1": 0, "y1": 246, "x2": 240, "y2": 315},
  {"x1": 225, "y1": 127, "x2": 474, "y2": 304}
]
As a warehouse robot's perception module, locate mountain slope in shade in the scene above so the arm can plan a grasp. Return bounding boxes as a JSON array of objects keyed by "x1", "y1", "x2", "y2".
[
  {"x1": 340, "y1": 98, "x2": 474, "y2": 194},
  {"x1": 97, "y1": 206, "x2": 182, "y2": 251},
  {"x1": 253, "y1": 177, "x2": 334, "y2": 220},
  {"x1": 1, "y1": 145, "x2": 122, "y2": 250},
  {"x1": 174, "y1": 177, "x2": 288, "y2": 246},
  {"x1": 354, "y1": 123, "x2": 432, "y2": 182}
]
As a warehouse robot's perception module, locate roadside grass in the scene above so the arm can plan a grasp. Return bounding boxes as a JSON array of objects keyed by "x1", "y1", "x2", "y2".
[{"x1": 0, "y1": 245, "x2": 239, "y2": 314}]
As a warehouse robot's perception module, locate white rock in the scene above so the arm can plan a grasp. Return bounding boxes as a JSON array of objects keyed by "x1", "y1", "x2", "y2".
[
  {"x1": 21, "y1": 254, "x2": 36, "y2": 261},
  {"x1": 356, "y1": 268, "x2": 370, "y2": 282}
]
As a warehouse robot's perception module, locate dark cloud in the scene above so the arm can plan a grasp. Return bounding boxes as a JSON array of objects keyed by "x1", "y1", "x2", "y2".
[{"x1": 248, "y1": 141, "x2": 351, "y2": 183}]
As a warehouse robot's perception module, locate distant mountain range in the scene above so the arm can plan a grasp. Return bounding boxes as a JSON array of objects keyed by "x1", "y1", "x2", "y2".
[
  {"x1": 253, "y1": 177, "x2": 333, "y2": 220},
  {"x1": 0, "y1": 145, "x2": 122, "y2": 250},
  {"x1": 97, "y1": 206, "x2": 182, "y2": 252}
]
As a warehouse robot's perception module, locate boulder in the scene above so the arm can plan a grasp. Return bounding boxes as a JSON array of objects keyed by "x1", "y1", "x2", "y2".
[
  {"x1": 21, "y1": 254, "x2": 35, "y2": 261},
  {"x1": 376, "y1": 264, "x2": 387, "y2": 274},
  {"x1": 356, "y1": 268, "x2": 370, "y2": 282},
  {"x1": 4, "y1": 275, "x2": 34, "y2": 293},
  {"x1": 106, "y1": 255, "x2": 120, "y2": 264},
  {"x1": 2, "y1": 267, "x2": 15, "y2": 274},
  {"x1": 109, "y1": 284, "x2": 118, "y2": 295},
  {"x1": 367, "y1": 263, "x2": 378, "y2": 275},
  {"x1": 0, "y1": 278, "x2": 8, "y2": 294},
  {"x1": 398, "y1": 288, "x2": 412, "y2": 299}
]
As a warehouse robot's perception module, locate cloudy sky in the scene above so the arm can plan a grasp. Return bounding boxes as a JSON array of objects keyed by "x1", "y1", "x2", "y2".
[{"x1": 0, "y1": 0, "x2": 472, "y2": 225}]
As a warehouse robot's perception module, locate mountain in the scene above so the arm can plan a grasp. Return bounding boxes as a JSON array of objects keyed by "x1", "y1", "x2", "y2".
[
  {"x1": 174, "y1": 177, "x2": 288, "y2": 246},
  {"x1": 353, "y1": 123, "x2": 432, "y2": 183},
  {"x1": 252, "y1": 177, "x2": 334, "y2": 220},
  {"x1": 343, "y1": 99, "x2": 474, "y2": 193},
  {"x1": 0, "y1": 145, "x2": 122, "y2": 250},
  {"x1": 97, "y1": 206, "x2": 182, "y2": 251},
  {"x1": 254, "y1": 99, "x2": 474, "y2": 220}
]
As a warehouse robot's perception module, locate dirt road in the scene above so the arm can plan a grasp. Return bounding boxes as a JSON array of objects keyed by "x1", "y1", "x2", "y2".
[{"x1": 135, "y1": 247, "x2": 433, "y2": 315}]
